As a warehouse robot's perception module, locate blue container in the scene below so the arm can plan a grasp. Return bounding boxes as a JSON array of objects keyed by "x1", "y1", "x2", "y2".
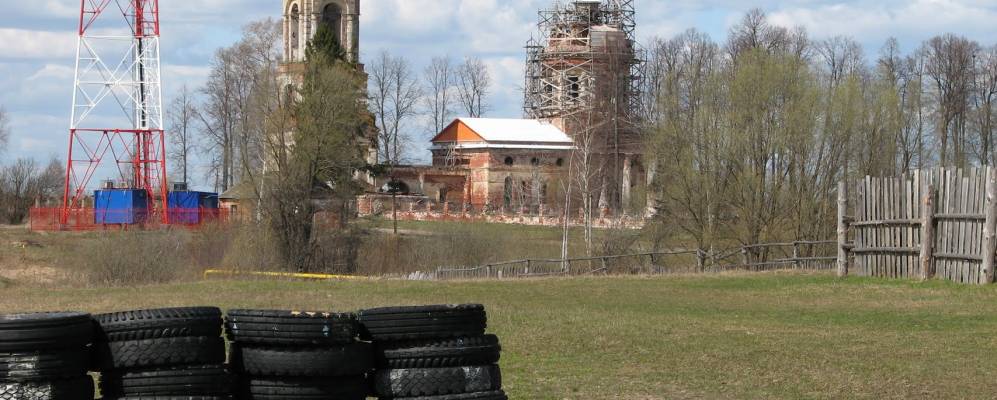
[
  {"x1": 94, "y1": 189, "x2": 149, "y2": 225},
  {"x1": 167, "y1": 191, "x2": 219, "y2": 224}
]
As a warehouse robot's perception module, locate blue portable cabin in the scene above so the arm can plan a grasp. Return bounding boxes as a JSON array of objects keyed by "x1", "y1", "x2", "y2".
[
  {"x1": 94, "y1": 189, "x2": 150, "y2": 225},
  {"x1": 167, "y1": 191, "x2": 220, "y2": 224}
]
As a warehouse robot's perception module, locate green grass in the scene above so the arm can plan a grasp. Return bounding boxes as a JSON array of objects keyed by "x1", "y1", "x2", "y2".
[{"x1": 3, "y1": 272, "x2": 997, "y2": 399}]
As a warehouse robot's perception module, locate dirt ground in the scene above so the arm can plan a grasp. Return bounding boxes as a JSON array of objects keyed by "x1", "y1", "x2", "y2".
[{"x1": 0, "y1": 225, "x2": 85, "y2": 287}]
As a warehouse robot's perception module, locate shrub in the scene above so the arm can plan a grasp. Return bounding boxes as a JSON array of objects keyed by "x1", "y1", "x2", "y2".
[
  {"x1": 78, "y1": 230, "x2": 197, "y2": 287},
  {"x1": 218, "y1": 222, "x2": 281, "y2": 272}
]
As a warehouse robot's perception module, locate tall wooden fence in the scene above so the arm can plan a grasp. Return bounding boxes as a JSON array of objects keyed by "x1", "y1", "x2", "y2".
[{"x1": 840, "y1": 168, "x2": 997, "y2": 285}]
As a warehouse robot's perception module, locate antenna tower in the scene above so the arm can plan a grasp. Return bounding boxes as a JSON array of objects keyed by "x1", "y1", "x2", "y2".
[{"x1": 62, "y1": 0, "x2": 169, "y2": 225}]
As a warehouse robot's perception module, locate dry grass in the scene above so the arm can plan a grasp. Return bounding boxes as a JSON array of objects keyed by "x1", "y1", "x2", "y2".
[
  {"x1": 356, "y1": 218, "x2": 653, "y2": 275},
  {"x1": 77, "y1": 230, "x2": 201, "y2": 287},
  {"x1": 0, "y1": 219, "x2": 667, "y2": 285},
  {"x1": 1, "y1": 272, "x2": 997, "y2": 399}
]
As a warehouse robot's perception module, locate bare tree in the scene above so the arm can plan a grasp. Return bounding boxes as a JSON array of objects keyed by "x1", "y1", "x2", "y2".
[
  {"x1": 0, "y1": 106, "x2": 9, "y2": 157},
  {"x1": 569, "y1": 111, "x2": 606, "y2": 256},
  {"x1": 456, "y1": 57, "x2": 491, "y2": 118},
  {"x1": 0, "y1": 157, "x2": 62, "y2": 224},
  {"x1": 199, "y1": 47, "x2": 240, "y2": 192},
  {"x1": 924, "y1": 34, "x2": 979, "y2": 167},
  {"x1": 167, "y1": 85, "x2": 198, "y2": 184},
  {"x1": 815, "y1": 36, "x2": 865, "y2": 88},
  {"x1": 424, "y1": 56, "x2": 456, "y2": 134},
  {"x1": 197, "y1": 19, "x2": 282, "y2": 192},
  {"x1": 972, "y1": 45, "x2": 997, "y2": 165},
  {"x1": 369, "y1": 51, "x2": 423, "y2": 165}
]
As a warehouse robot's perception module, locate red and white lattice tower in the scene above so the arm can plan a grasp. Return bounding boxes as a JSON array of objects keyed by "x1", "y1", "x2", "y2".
[{"x1": 62, "y1": 0, "x2": 169, "y2": 225}]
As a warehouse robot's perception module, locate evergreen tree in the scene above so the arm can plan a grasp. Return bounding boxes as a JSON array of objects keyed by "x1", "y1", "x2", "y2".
[{"x1": 306, "y1": 24, "x2": 347, "y2": 63}]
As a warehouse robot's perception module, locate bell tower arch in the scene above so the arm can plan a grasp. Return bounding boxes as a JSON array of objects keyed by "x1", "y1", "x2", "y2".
[{"x1": 282, "y1": 0, "x2": 360, "y2": 63}]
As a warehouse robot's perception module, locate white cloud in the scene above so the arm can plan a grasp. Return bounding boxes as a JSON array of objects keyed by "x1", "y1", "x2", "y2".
[
  {"x1": 27, "y1": 64, "x2": 74, "y2": 81},
  {"x1": 485, "y1": 56, "x2": 526, "y2": 117},
  {"x1": 0, "y1": 29, "x2": 76, "y2": 59},
  {"x1": 769, "y1": 0, "x2": 997, "y2": 38}
]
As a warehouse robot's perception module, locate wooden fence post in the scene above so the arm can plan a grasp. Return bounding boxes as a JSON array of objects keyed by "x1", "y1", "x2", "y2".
[
  {"x1": 837, "y1": 181, "x2": 849, "y2": 277},
  {"x1": 920, "y1": 184, "x2": 937, "y2": 281},
  {"x1": 793, "y1": 242, "x2": 801, "y2": 270},
  {"x1": 982, "y1": 169, "x2": 997, "y2": 284}
]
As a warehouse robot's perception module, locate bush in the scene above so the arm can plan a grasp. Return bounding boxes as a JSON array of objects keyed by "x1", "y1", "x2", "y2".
[
  {"x1": 218, "y1": 222, "x2": 281, "y2": 272},
  {"x1": 309, "y1": 227, "x2": 363, "y2": 274},
  {"x1": 78, "y1": 230, "x2": 198, "y2": 287}
]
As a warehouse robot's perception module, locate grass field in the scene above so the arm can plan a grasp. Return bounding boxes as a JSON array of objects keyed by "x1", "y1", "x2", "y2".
[{"x1": 3, "y1": 272, "x2": 997, "y2": 399}]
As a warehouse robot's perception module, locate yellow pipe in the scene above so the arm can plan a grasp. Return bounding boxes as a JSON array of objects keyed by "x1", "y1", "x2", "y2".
[{"x1": 203, "y1": 269, "x2": 375, "y2": 281}]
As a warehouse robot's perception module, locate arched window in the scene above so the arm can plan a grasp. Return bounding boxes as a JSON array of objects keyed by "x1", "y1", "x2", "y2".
[
  {"x1": 284, "y1": 84, "x2": 295, "y2": 104},
  {"x1": 321, "y1": 3, "x2": 343, "y2": 44},
  {"x1": 556, "y1": 158, "x2": 565, "y2": 167},
  {"x1": 289, "y1": 3, "x2": 300, "y2": 59},
  {"x1": 504, "y1": 156, "x2": 514, "y2": 166},
  {"x1": 503, "y1": 177, "x2": 513, "y2": 209},
  {"x1": 531, "y1": 157, "x2": 540, "y2": 166}
]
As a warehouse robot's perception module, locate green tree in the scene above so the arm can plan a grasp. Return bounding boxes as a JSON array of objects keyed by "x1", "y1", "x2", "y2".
[
  {"x1": 306, "y1": 24, "x2": 347, "y2": 63},
  {"x1": 262, "y1": 53, "x2": 367, "y2": 272}
]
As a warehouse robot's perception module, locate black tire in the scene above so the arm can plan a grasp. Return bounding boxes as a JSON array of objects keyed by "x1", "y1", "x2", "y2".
[
  {"x1": 225, "y1": 309, "x2": 358, "y2": 346},
  {"x1": 105, "y1": 397, "x2": 232, "y2": 400},
  {"x1": 106, "y1": 397, "x2": 231, "y2": 400},
  {"x1": 358, "y1": 305, "x2": 486, "y2": 341},
  {"x1": 94, "y1": 307, "x2": 222, "y2": 342},
  {"x1": 0, "y1": 376, "x2": 95, "y2": 400},
  {"x1": 243, "y1": 377, "x2": 367, "y2": 400},
  {"x1": 0, "y1": 312, "x2": 93, "y2": 352},
  {"x1": 95, "y1": 336, "x2": 225, "y2": 370},
  {"x1": 100, "y1": 365, "x2": 233, "y2": 396},
  {"x1": 0, "y1": 348, "x2": 90, "y2": 380},
  {"x1": 377, "y1": 335, "x2": 500, "y2": 368},
  {"x1": 373, "y1": 366, "x2": 502, "y2": 398},
  {"x1": 232, "y1": 343, "x2": 373, "y2": 377},
  {"x1": 389, "y1": 391, "x2": 509, "y2": 400}
]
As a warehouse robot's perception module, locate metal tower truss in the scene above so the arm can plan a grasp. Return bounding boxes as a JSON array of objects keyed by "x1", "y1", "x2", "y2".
[{"x1": 63, "y1": 0, "x2": 169, "y2": 225}]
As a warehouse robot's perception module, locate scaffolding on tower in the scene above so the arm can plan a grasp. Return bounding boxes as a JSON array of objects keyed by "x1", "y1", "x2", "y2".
[
  {"x1": 60, "y1": 0, "x2": 169, "y2": 227},
  {"x1": 523, "y1": 0, "x2": 645, "y2": 126}
]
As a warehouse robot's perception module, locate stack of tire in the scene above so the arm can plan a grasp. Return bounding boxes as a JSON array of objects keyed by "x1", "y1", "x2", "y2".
[
  {"x1": 226, "y1": 309, "x2": 373, "y2": 400},
  {"x1": 92, "y1": 307, "x2": 233, "y2": 399},
  {"x1": 0, "y1": 312, "x2": 95, "y2": 399},
  {"x1": 359, "y1": 305, "x2": 507, "y2": 400}
]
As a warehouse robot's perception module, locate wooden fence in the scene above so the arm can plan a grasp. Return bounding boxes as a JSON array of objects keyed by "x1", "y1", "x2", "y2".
[
  {"x1": 839, "y1": 168, "x2": 997, "y2": 285},
  {"x1": 436, "y1": 241, "x2": 837, "y2": 280}
]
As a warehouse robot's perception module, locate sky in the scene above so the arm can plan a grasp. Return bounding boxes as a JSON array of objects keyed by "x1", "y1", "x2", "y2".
[{"x1": 1, "y1": 0, "x2": 996, "y2": 190}]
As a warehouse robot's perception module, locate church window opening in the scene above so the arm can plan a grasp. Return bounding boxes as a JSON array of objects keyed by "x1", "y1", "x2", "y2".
[
  {"x1": 503, "y1": 177, "x2": 513, "y2": 209},
  {"x1": 567, "y1": 76, "x2": 581, "y2": 99},
  {"x1": 289, "y1": 3, "x2": 300, "y2": 59},
  {"x1": 322, "y1": 3, "x2": 344, "y2": 44}
]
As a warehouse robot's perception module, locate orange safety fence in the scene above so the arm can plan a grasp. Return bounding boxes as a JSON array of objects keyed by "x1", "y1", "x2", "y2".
[{"x1": 29, "y1": 207, "x2": 235, "y2": 232}]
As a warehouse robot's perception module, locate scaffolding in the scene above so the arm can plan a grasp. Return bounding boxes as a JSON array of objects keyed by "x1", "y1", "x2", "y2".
[
  {"x1": 523, "y1": 0, "x2": 647, "y2": 213},
  {"x1": 524, "y1": 0, "x2": 645, "y2": 127}
]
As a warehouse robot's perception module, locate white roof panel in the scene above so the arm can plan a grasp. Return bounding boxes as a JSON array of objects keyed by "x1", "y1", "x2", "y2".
[{"x1": 458, "y1": 118, "x2": 573, "y2": 144}]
